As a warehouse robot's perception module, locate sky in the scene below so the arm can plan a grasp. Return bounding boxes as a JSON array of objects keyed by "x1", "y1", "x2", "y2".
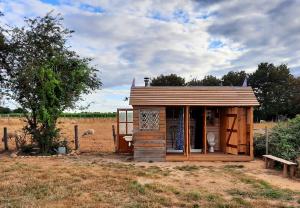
[{"x1": 1, "y1": 0, "x2": 300, "y2": 112}]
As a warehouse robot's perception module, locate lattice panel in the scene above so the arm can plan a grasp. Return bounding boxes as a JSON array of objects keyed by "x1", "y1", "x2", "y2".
[{"x1": 139, "y1": 109, "x2": 160, "y2": 130}]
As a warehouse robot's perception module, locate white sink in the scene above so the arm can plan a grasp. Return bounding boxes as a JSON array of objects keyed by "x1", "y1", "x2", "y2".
[{"x1": 123, "y1": 136, "x2": 133, "y2": 146}]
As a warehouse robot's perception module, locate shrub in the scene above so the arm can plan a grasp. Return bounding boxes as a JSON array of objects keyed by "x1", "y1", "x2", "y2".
[
  {"x1": 268, "y1": 115, "x2": 300, "y2": 161},
  {"x1": 254, "y1": 133, "x2": 266, "y2": 157}
]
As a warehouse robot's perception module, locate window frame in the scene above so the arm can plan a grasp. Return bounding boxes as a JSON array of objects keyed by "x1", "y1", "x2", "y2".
[{"x1": 139, "y1": 109, "x2": 160, "y2": 131}]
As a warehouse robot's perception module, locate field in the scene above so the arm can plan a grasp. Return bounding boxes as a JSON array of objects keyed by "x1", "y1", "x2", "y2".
[
  {"x1": 0, "y1": 117, "x2": 116, "y2": 152},
  {"x1": 0, "y1": 118, "x2": 299, "y2": 207},
  {"x1": 0, "y1": 154, "x2": 299, "y2": 208}
]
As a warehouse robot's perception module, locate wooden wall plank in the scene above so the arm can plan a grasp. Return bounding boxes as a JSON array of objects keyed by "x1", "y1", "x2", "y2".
[
  {"x1": 248, "y1": 107, "x2": 254, "y2": 159},
  {"x1": 133, "y1": 106, "x2": 166, "y2": 162},
  {"x1": 203, "y1": 106, "x2": 207, "y2": 154}
]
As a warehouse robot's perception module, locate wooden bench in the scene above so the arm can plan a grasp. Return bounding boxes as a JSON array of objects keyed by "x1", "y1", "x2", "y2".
[{"x1": 263, "y1": 155, "x2": 297, "y2": 178}]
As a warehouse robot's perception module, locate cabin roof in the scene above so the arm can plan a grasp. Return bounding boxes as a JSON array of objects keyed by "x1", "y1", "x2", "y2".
[{"x1": 129, "y1": 86, "x2": 260, "y2": 106}]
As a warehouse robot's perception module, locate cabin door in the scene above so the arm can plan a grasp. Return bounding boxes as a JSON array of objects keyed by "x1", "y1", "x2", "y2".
[
  {"x1": 117, "y1": 108, "x2": 133, "y2": 153},
  {"x1": 224, "y1": 107, "x2": 238, "y2": 155}
]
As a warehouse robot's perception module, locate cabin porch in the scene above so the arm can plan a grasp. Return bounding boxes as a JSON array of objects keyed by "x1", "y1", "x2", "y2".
[
  {"x1": 166, "y1": 153, "x2": 252, "y2": 162},
  {"x1": 165, "y1": 106, "x2": 254, "y2": 161}
]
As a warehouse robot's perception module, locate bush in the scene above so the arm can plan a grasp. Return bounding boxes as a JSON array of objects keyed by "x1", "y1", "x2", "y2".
[
  {"x1": 254, "y1": 134, "x2": 266, "y2": 157},
  {"x1": 268, "y1": 115, "x2": 300, "y2": 161}
]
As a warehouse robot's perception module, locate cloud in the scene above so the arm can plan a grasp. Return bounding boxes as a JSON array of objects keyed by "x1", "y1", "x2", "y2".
[{"x1": 1, "y1": 0, "x2": 300, "y2": 111}]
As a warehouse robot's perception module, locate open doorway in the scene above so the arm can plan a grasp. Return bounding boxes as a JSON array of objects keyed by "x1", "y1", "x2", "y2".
[
  {"x1": 166, "y1": 107, "x2": 184, "y2": 154},
  {"x1": 190, "y1": 107, "x2": 204, "y2": 153},
  {"x1": 206, "y1": 107, "x2": 221, "y2": 153}
]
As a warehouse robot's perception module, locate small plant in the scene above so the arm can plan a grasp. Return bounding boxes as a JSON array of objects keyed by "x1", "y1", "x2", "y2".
[
  {"x1": 224, "y1": 165, "x2": 244, "y2": 169},
  {"x1": 227, "y1": 189, "x2": 256, "y2": 199},
  {"x1": 128, "y1": 181, "x2": 146, "y2": 194},
  {"x1": 174, "y1": 165, "x2": 200, "y2": 171},
  {"x1": 185, "y1": 191, "x2": 201, "y2": 201},
  {"x1": 254, "y1": 133, "x2": 267, "y2": 157}
]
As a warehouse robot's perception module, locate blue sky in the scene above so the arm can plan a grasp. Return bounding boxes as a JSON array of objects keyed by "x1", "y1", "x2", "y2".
[{"x1": 1, "y1": 0, "x2": 300, "y2": 112}]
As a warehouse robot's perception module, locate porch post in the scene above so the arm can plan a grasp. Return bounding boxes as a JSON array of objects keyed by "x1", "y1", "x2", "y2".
[
  {"x1": 184, "y1": 106, "x2": 190, "y2": 158},
  {"x1": 203, "y1": 107, "x2": 207, "y2": 154},
  {"x1": 116, "y1": 109, "x2": 120, "y2": 153}
]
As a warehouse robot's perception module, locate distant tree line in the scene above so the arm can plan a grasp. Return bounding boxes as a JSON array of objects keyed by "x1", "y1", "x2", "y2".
[
  {"x1": 0, "y1": 106, "x2": 24, "y2": 114},
  {"x1": 150, "y1": 63, "x2": 300, "y2": 121}
]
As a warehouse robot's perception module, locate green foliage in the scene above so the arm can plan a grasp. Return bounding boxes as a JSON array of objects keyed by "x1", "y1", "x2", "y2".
[
  {"x1": 249, "y1": 63, "x2": 295, "y2": 120},
  {"x1": 254, "y1": 134, "x2": 266, "y2": 157},
  {"x1": 0, "y1": 12, "x2": 101, "y2": 154},
  {"x1": 187, "y1": 75, "x2": 221, "y2": 86},
  {"x1": 61, "y1": 112, "x2": 116, "y2": 118},
  {"x1": 222, "y1": 71, "x2": 247, "y2": 86},
  {"x1": 150, "y1": 74, "x2": 185, "y2": 86},
  {"x1": 268, "y1": 116, "x2": 300, "y2": 161},
  {"x1": 0, "y1": 112, "x2": 116, "y2": 118},
  {"x1": 0, "y1": 106, "x2": 11, "y2": 114}
]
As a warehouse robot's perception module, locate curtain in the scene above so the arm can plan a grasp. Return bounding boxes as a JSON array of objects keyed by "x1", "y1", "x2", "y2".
[{"x1": 176, "y1": 108, "x2": 184, "y2": 150}]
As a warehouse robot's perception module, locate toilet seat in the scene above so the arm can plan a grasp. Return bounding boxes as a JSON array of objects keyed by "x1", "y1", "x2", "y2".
[{"x1": 207, "y1": 132, "x2": 216, "y2": 152}]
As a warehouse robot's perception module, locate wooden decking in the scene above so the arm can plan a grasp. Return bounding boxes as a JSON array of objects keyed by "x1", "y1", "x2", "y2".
[{"x1": 166, "y1": 153, "x2": 252, "y2": 162}]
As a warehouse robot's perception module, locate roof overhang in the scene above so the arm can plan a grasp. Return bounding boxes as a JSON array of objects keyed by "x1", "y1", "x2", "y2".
[{"x1": 129, "y1": 86, "x2": 260, "y2": 106}]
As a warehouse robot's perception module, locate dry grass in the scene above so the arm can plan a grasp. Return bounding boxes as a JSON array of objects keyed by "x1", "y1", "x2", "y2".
[
  {"x1": 0, "y1": 154, "x2": 299, "y2": 208},
  {"x1": 0, "y1": 118, "x2": 279, "y2": 152},
  {"x1": 0, "y1": 117, "x2": 116, "y2": 152}
]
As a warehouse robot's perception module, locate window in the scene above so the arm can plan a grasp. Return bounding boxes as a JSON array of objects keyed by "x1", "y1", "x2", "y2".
[
  {"x1": 139, "y1": 109, "x2": 159, "y2": 130},
  {"x1": 118, "y1": 109, "x2": 133, "y2": 135}
]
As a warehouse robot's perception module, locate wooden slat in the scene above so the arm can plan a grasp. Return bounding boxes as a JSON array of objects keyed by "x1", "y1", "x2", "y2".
[
  {"x1": 166, "y1": 154, "x2": 252, "y2": 162},
  {"x1": 133, "y1": 106, "x2": 167, "y2": 162},
  {"x1": 263, "y1": 155, "x2": 297, "y2": 165},
  {"x1": 248, "y1": 107, "x2": 254, "y2": 159}
]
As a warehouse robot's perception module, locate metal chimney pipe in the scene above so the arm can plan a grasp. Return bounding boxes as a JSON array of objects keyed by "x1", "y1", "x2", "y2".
[{"x1": 144, "y1": 77, "x2": 150, "y2": 87}]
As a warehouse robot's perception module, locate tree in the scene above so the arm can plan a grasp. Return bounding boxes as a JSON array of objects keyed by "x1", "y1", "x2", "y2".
[
  {"x1": 150, "y1": 74, "x2": 185, "y2": 86},
  {"x1": 187, "y1": 75, "x2": 221, "y2": 86},
  {"x1": 248, "y1": 63, "x2": 294, "y2": 120},
  {"x1": 289, "y1": 76, "x2": 300, "y2": 117},
  {"x1": 0, "y1": 106, "x2": 11, "y2": 114},
  {"x1": 222, "y1": 71, "x2": 247, "y2": 86},
  {"x1": 0, "y1": 12, "x2": 101, "y2": 153}
]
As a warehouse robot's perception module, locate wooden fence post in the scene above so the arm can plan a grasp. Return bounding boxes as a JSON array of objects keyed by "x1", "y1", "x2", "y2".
[
  {"x1": 74, "y1": 125, "x2": 79, "y2": 150},
  {"x1": 112, "y1": 125, "x2": 116, "y2": 150},
  {"x1": 265, "y1": 126, "x2": 269, "y2": 155},
  {"x1": 3, "y1": 127, "x2": 8, "y2": 151}
]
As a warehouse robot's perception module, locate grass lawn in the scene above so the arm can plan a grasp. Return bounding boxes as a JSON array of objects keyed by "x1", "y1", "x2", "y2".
[{"x1": 0, "y1": 153, "x2": 299, "y2": 208}]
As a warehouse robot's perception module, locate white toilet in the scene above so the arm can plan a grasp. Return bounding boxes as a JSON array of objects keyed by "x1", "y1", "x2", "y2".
[{"x1": 207, "y1": 132, "x2": 216, "y2": 153}]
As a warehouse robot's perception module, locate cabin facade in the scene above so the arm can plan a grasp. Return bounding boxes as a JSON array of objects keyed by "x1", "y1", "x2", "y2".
[{"x1": 116, "y1": 84, "x2": 259, "y2": 162}]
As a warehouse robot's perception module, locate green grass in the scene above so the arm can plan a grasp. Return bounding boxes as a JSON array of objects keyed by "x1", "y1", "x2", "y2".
[
  {"x1": 227, "y1": 188, "x2": 256, "y2": 199},
  {"x1": 229, "y1": 177, "x2": 295, "y2": 201},
  {"x1": 232, "y1": 197, "x2": 252, "y2": 207},
  {"x1": 224, "y1": 165, "x2": 244, "y2": 169},
  {"x1": 174, "y1": 165, "x2": 200, "y2": 171},
  {"x1": 185, "y1": 191, "x2": 201, "y2": 201},
  {"x1": 128, "y1": 181, "x2": 146, "y2": 194}
]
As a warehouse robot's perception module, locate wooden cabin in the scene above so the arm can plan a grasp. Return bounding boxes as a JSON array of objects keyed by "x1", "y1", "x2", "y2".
[{"x1": 116, "y1": 84, "x2": 259, "y2": 162}]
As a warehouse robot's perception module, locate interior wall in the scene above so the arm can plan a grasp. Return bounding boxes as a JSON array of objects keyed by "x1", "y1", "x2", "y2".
[{"x1": 206, "y1": 108, "x2": 221, "y2": 151}]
